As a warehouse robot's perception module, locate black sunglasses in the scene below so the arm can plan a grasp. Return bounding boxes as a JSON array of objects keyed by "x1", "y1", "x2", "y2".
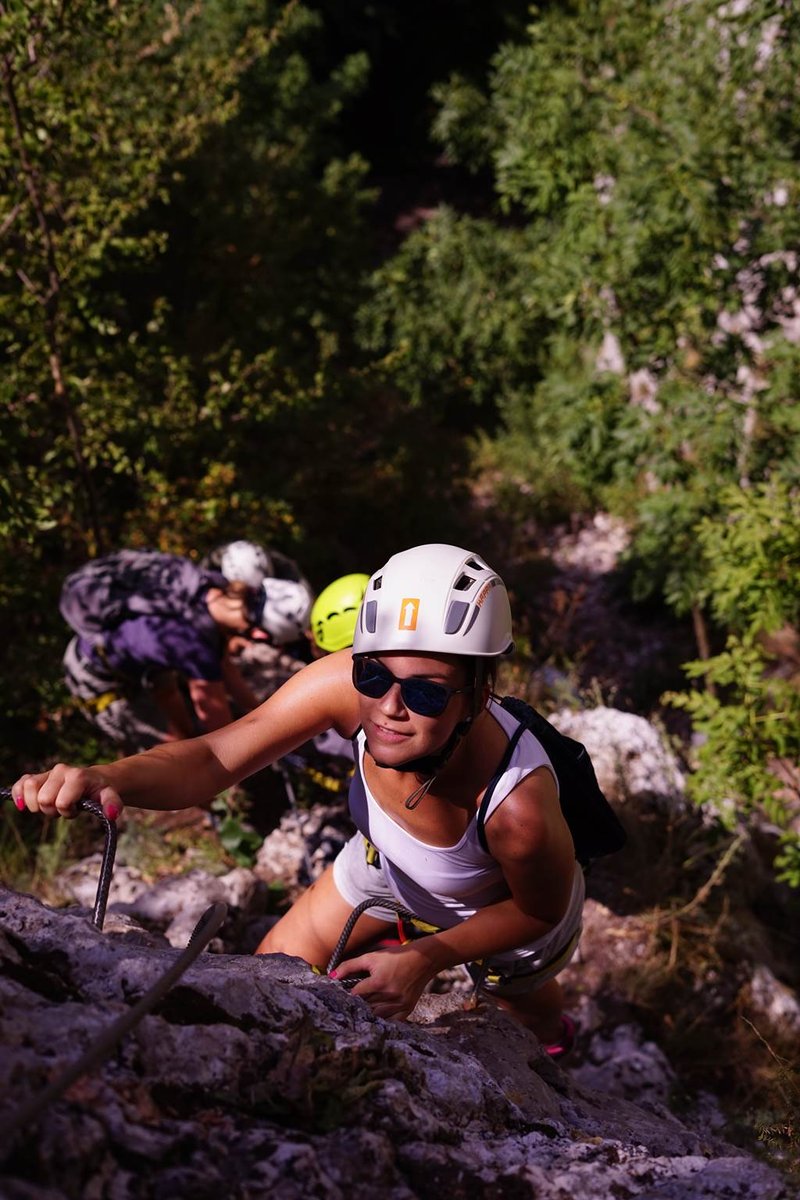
[{"x1": 352, "y1": 657, "x2": 473, "y2": 718}]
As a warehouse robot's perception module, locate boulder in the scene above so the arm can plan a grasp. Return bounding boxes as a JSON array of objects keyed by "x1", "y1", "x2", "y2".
[
  {"x1": 551, "y1": 706, "x2": 685, "y2": 808},
  {"x1": 0, "y1": 887, "x2": 789, "y2": 1200}
]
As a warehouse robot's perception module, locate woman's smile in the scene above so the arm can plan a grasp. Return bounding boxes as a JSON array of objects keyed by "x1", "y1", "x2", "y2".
[{"x1": 367, "y1": 718, "x2": 414, "y2": 745}]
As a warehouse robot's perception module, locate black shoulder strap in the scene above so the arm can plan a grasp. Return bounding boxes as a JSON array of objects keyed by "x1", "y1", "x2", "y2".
[
  {"x1": 491, "y1": 694, "x2": 627, "y2": 866},
  {"x1": 476, "y1": 717, "x2": 527, "y2": 853}
]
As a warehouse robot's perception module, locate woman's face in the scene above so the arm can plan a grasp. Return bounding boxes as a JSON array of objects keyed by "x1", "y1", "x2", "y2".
[{"x1": 355, "y1": 651, "x2": 473, "y2": 768}]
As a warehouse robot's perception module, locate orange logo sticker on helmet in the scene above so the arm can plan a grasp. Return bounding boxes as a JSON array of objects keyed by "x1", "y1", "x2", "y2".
[
  {"x1": 398, "y1": 598, "x2": 420, "y2": 631},
  {"x1": 475, "y1": 581, "x2": 492, "y2": 609}
]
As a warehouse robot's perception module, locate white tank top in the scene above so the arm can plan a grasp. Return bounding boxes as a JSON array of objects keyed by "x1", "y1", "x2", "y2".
[{"x1": 349, "y1": 699, "x2": 566, "y2": 930}]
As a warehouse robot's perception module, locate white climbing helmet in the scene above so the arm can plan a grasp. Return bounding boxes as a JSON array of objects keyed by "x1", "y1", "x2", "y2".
[
  {"x1": 219, "y1": 540, "x2": 273, "y2": 589},
  {"x1": 261, "y1": 577, "x2": 314, "y2": 644},
  {"x1": 353, "y1": 544, "x2": 513, "y2": 658}
]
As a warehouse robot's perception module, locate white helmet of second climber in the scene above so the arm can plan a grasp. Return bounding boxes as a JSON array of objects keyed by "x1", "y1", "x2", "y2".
[
  {"x1": 261, "y1": 577, "x2": 314, "y2": 645},
  {"x1": 219, "y1": 540, "x2": 273, "y2": 589},
  {"x1": 353, "y1": 544, "x2": 513, "y2": 658}
]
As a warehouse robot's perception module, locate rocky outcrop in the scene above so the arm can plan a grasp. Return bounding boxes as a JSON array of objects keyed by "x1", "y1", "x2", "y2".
[
  {"x1": 551, "y1": 706, "x2": 686, "y2": 809},
  {"x1": 0, "y1": 888, "x2": 789, "y2": 1200}
]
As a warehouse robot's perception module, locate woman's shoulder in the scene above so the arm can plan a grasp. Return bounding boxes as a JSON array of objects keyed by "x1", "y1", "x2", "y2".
[
  {"x1": 478, "y1": 707, "x2": 566, "y2": 862},
  {"x1": 485, "y1": 697, "x2": 555, "y2": 774},
  {"x1": 485, "y1": 765, "x2": 569, "y2": 864},
  {"x1": 321, "y1": 647, "x2": 358, "y2": 692},
  {"x1": 276, "y1": 648, "x2": 360, "y2": 735}
]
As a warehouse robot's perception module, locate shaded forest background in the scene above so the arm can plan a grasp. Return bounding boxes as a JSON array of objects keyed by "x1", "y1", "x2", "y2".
[{"x1": 2, "y1": 0, "x2": 800, "y2": 883}]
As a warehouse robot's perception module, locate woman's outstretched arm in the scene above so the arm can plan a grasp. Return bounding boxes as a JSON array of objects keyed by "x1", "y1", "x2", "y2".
[{"x1": 13, "y1": 649, "x2": 358, "y2": 820}]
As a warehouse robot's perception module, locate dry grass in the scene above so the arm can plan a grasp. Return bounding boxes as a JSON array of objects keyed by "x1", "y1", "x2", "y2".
[{"x1": 600, "y1": 831, "x2": 800, "y2": 1177}]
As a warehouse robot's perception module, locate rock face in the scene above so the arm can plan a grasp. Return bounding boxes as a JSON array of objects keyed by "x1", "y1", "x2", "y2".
[
  {"x1": 0, "y1": 888, "x2": 789, "y2": 1200},
  {"x1": 551, "y1": 706, "x2": 685, "y2": 808}
]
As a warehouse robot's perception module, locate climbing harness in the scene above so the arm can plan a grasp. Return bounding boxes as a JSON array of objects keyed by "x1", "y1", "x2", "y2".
[{"x1": 327, "y1": 888, "x2": 581, "y2": 1010}]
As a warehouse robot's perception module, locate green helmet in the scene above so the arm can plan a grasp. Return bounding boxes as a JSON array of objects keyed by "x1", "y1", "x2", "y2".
[{"x1": 310, "y1": 573, "x2": 370, "y2": 653}]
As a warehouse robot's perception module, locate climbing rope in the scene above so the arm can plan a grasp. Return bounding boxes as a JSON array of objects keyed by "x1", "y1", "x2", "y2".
[{"x1": 327, "y1": 895, "x2": 415, "y2": 975}]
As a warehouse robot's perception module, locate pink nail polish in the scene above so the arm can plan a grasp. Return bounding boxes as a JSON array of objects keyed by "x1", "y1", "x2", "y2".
[
  {"x1": 14, "y1": 796, "x2": 25, "y2": 811},
  {"x1": 106, "y1": 804, "x2": 120, "y2": 821},
  {"x1": 329, "y1": 970, "x2": 338, "y2": 979}
]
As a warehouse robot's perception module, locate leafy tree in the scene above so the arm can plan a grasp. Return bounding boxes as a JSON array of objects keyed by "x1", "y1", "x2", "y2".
[
  {"x1": 0, "y1": 0, "x2": 295, "y2": 551},
  {"x1": 153, "y1": 8, "x2": 374, "y2": 374},
  {"x1": 0, "y1": 0, "x2": 378, "y2": 774},
  {"x1": 666, "y1": 483, "x2": 800, "y2": 885},
  {"x1": 358, "y1": 0, "x2": 800, "y2": 604}
]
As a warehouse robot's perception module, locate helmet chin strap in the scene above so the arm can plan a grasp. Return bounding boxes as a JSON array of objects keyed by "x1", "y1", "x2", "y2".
[
  {"x1": 366, "y1": 663, "x2": 490, "y2": 807},
  {"x1": 367, "y1": 717, "x2": 474, "y2": 809}
]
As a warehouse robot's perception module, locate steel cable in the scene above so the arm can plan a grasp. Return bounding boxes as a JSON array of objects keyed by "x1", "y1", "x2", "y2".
[
  {"x1": 327, "y1": 895, "x2": 415, "y2": 974},
  {"x1": 0, "y1": 900, "x2": 228, "y2": 1161}
]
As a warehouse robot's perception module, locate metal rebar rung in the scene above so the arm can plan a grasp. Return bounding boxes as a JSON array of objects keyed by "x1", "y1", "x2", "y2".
[{"x1": 1, "y1": 787, "x2": 117, "y2": 931}]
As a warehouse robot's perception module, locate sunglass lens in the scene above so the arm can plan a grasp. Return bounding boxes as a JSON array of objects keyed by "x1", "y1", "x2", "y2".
[
  {"x1": 400, "y1": 679, "x2": 449, "y2": 717},
  {"x1": 353, "y1": 658, "x2": 453, "y2": 716},
  {"x1": 353, "y1": 659, "x2": 393, "y2": 698}
]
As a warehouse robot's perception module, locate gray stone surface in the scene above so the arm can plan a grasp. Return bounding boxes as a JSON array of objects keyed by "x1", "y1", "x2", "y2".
[
  {"x1": 551, "y1": 706, "x2": 685, "y2": 807},
  {"x1": 0, "y1": 887, "x2": 790, "y2": 1200}
]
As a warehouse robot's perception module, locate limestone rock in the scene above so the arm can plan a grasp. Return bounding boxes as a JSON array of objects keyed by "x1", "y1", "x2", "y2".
[
  {"x1": 0, "y1": 887, "x2": 789, "y2": 1200},
  {"x1": 255, "y1": 799, "x2": 355, "y2": 892},
  {"x1": 551, "y1": 706, "x2": 685, "y2": 807},
  {"x1": 748, "y1": 963, "x2": 800, "y2": 1034}
]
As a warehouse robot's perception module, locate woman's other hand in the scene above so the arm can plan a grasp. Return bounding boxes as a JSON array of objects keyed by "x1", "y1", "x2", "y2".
[{"x1": 331, "y1": 943, "x2": 436, "y2": 1020}]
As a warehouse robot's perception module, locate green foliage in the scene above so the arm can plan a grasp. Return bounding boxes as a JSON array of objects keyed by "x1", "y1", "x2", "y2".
[
  {"x1": 0, "y1": 0, "x2": 378, "y2": 566},
  {"x1": 665, "y1": 483, "x2": 800, "y2": 885},
  {"x1": 0, "y1": 0, "x2": 280, "y2": 545},
  {"x1": 360, "y1": 0, "x2": 800, "y2": 604},
  {"x1": 696, "y1": 482, "x2": 800, "y2": 633},
  {"x1": 158, "y1": 9, "x2": 375, "y2": 371},
  {"x1": 114, "y1": 811, "x2": 232, "y2": 879},
  {"x1": 356, "y1": 2, "x2": 800, "y2": 889},
  {"x1": 358, "y1": 208, "x2": 548, "y2": 410},
  {"x1": 211, "y1": 793, "x2": 263, "y2": 867}
]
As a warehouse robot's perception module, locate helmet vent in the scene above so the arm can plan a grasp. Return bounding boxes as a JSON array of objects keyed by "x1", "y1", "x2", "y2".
[
  {"x1": 464, "y1": 558, "x2": 484, "y2": 571},
  {"x1": 372, "y1": 576, "x2": 382, "y2": 590},
  {"x1": 444, "y1": 600, "x2": 469, "y2": 634},
  {"x1": 453, "y1": 573, "x2": 475, "y2": 592},
  {"x1": 462, "y1": 606, "x2": 481, "y2": 636}
]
